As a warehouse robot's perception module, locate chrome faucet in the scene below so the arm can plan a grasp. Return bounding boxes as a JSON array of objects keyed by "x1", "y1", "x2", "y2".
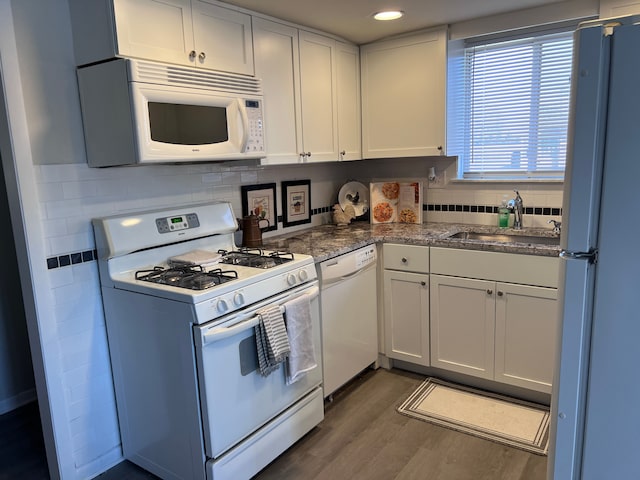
[{"x1": 508, "y1": 190, "x2": 524, "y2": 229}]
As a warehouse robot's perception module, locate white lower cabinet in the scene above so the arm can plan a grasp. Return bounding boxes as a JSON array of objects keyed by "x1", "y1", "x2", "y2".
[
  {"x1": 429, "y1": 275, "x2": 495, "y2": 379},
  {"x1": 429, "y1": 247, "x2": 559, "y2": 394},
  {"x1": 494, "y1": 282, "x2": 558, "y2": 393},
  {"x1": 382, "y1": 244, "x2": 430, "y2": 366},
  {"x1": 384, "y1": 270, "x2": 430, "y2": 365}
]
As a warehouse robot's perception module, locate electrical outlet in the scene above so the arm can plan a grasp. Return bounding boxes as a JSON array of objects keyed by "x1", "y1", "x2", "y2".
[{"x1": 428, "y1": 169, "x2": 446, "y2": 189}]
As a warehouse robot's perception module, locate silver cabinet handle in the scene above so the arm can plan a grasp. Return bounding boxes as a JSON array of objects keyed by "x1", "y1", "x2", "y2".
[
  {"x1": 487, "y1": 289, "x2": 493, "y2": 295},
  {"x1": 497, "y1": 291, "x2": 504, "y2": 296},
  {"x1": 189, "y1": 50, "x2": 196, "y2": 60},
  {"x1": 420, "y1": 281, "x2": 426, "y2": 286},
  {"x1": 199, "y1": 52, "x2": 206, "y2": 61},
  {"x1": 401, "y1": 257, "x2": 407, "y2": 263}
]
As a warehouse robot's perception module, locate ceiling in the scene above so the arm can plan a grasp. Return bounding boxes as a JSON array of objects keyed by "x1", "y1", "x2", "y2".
[{"x1": 218, "y1": 0, "x2": 566, "y2": 44}]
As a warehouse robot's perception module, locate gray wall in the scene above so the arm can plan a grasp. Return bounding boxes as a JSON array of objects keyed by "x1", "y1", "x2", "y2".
[{"x1": 0, "y1": 156, "x2": 34, "y2": 414}]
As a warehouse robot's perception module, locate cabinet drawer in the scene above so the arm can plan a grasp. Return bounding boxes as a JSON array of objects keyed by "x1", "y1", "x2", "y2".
[
  {"x1": 383, "y1": 244, "x2": 429, "y2": 273},
  {"x1": 430, "y1": 247, "x2": 559, "y2": 288}
]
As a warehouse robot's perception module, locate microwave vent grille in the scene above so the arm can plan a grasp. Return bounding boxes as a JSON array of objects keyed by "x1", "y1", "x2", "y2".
[{"x1": 131, "y1": 60, "x2": 263, "y2": 96}]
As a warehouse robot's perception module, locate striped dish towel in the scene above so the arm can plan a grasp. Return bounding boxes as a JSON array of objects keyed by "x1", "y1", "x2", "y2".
[{"x1": 255, "y1": 304, "x2": 290, "y2": 376}]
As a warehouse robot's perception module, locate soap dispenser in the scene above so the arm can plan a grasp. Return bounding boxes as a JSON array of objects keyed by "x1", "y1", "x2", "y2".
[{"x1": 498, "y1": 195, "x2": 510, "y2": 228}]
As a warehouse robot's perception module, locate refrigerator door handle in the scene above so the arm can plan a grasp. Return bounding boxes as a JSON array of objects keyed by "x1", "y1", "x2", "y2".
[{"x1": 559, "y1": 249, "x2": 599, "y2": 263}]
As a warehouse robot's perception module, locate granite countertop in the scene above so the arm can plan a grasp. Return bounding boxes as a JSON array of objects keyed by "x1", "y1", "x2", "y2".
[{"x1": 262, "y1": 221, "x2": 561, "y2": 263}]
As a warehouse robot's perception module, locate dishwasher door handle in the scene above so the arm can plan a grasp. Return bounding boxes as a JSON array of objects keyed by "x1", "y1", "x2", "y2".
[{"x1": 321, "y1": 264, "x2": 372, "y2": 287}]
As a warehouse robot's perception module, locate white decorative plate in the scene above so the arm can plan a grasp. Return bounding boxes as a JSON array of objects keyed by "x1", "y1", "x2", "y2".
[{"x1": 338, "y1": 181, "x2": 369, "y2": 217}]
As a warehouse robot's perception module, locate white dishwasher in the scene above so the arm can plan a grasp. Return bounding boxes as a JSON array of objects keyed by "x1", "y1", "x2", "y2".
[{"x1": 318, "y1": 244, "x2": 378, "y2": 397}]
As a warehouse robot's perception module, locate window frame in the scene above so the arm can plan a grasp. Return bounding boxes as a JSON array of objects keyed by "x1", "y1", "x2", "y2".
[{"x1": 447, "y1": 26, "x2": 576, "y2": 181}]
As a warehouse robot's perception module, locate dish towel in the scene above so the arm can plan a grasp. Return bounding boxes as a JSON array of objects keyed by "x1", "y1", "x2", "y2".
[
  {"x1": 255, "y1": 304, "x2": 290, "y2": 377},
  {"x1": 283, "y1": 294, "x2": 317, "y2": 385}
]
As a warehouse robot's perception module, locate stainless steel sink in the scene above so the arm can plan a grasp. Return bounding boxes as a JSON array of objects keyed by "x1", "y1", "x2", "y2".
[{"x1": 447, "y1": 231, "x2": 560, "y2": 246}]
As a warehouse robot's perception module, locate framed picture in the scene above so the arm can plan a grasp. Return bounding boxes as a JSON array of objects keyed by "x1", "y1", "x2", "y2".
[
  {"x1": 241, "y1": 183, "x2": 277, "y2": 232},
  {"x1": 281, "y1": 179, "x2": 311, "y2": 227}
]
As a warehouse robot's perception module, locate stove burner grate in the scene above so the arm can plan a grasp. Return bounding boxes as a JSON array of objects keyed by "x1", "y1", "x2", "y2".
[
  {"x1": 135, "y1": 265, "x2": 238, "y2": 291},
  {"x1": 218, "y1": 249, "x2": 295, "y2": 269}
]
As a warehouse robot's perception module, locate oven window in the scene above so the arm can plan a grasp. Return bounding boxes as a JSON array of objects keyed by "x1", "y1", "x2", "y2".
[
  {"x1": 148, "y1": 102, "x2": 229, "y2": 145},
  {"x1": 239, "y1": 335, "x2": 259, "y2": 376}
]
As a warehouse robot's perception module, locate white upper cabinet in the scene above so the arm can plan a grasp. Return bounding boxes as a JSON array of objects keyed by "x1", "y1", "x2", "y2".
[
  {"x1": 69, "y1": 0, "x2": 254, "y2": 75},
  {"x1": 335, "y1": 41, "x2": 362, "y2": 161},
  {"x1": 298, "y1": 31, "x2": 340, "y2": 163},
  {"x1": 253, "y1": 18, "x2": 303, "y2": 165},
  {"x1": 360, "y1": 27, "x2": 447, "y2": 158},
  {"x1": 190, "y1": 1, "x2": 254, "y2": 74},
  {"x1": 256, "y1": 25, "x2": 361, "y2": 165},
  {"x1": 111, "y1": 0, "x2": 194, "y2": 66}
]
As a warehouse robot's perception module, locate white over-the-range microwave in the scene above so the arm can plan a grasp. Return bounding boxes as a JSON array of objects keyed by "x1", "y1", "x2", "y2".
[{"x1": 77, "y1": 58, "x2": 265, "y2": 167}]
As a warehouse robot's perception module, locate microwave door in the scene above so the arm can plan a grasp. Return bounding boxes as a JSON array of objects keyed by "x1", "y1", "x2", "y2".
[{"x1": 130, "y1": 82, "x2": 262, "y2": 163}]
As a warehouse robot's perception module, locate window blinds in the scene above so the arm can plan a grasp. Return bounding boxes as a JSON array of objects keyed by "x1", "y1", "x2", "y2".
[{"x1": 449, "y1": 32, "x2": 574, "y2": 178}]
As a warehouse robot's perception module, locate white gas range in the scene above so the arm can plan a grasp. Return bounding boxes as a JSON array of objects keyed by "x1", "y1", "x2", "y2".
[{"x1": 93, "y1": 201, "x2": 324, "y2": 480}]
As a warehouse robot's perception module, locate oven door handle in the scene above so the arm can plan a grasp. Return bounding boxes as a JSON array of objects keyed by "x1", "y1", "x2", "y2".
[
  {"x1": 200, "y1": 286, "x2": 319, "y2": 345},
  {"x1": 203, "y1": 315, "x2": 262, "y2": 343}
]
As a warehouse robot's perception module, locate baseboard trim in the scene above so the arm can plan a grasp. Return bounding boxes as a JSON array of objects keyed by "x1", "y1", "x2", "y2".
[{"x1": 0, "y1": 388, "x2": 37, "y2": 415}]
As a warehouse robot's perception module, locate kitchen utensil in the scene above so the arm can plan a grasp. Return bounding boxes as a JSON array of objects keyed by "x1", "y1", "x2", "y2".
[{"x1": 238, "y1": 214, "x2": 271, "y2": 247}]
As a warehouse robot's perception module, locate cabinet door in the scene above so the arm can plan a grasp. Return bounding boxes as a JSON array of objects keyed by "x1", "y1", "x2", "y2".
[
  {"x1": 336, "y1": 42, "x2": 361, "y2": 161},
  {"x1": 383, "y1": 270, "x2": 430, "y2": 366},
  {"x1": 299, "y1": 31, "x2": 339, "y2": 162},
  {"x1": 430, "y1": 274, "x2": 495, "y2": 379},
  {"x1": 192, "y1": 1, "x2": 254, "y2": 75},
  {"x1": 494, "y1": 283, "x2": 558, "y2": 393},
  {"x1": 361, "y1": 27, "x2": 446, "y2": 158},
  {"x1": 253, "y1": 18, "x2": 303, "y2": 165},
  {"x1": 113, "y1": 0, "x2": 194, "y2": 66}
]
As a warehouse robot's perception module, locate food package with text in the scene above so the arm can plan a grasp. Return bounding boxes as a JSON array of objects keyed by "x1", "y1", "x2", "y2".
[{"x1": 370, "y1": 181, "x2": 423, "y2": 224}]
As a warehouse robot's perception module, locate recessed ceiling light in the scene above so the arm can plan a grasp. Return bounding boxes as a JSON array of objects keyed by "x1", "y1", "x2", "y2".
[{"x1": 373, "y1": 10, "x2": 404, "y2": 21}]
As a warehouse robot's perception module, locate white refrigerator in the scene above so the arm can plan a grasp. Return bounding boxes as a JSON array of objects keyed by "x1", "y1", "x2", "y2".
[{"x1": 549, "y1": 16, "x2": 640, "y2": 479}]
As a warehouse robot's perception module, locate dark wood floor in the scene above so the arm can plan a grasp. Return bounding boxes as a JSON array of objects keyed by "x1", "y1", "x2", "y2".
[
  {"x1": 254, "y1": 368, "x2": 547, "y2": 480},
  {"x1": 0, "y1": 369, "x2": 547, "y2": 480},
  {"x1": 0, "y1": 401, "x2": 49, "y2": 480}
]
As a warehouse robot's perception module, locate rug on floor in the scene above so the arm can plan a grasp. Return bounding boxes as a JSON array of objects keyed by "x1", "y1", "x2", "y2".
[{"x1": 397, "y1": 377, "x2": 550, "y2": 455}]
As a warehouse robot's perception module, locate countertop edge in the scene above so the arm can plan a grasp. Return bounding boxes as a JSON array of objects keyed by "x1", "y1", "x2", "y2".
[{"x1": 262, "y1": 222, "x2": 561, "y2": 263}]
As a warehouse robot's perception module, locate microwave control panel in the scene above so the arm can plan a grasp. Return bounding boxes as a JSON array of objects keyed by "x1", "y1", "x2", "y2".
[{"x1": 244, "y1": 100, "x2": 264, "y2": 153}]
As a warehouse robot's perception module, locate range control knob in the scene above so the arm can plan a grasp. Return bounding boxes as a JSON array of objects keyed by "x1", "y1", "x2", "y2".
[
  {"x1": 233, "y1": 292, "x2": 245, "y2": 307},
  {"x1": 217, "y1": 299, "x2": 229, "y2": 313},
  {"x1": 287, "y1": 273, "x2": 297, "y2": 286},
  {"x1": 298, "y1": 269, "x2": 309, "y2": 282}
]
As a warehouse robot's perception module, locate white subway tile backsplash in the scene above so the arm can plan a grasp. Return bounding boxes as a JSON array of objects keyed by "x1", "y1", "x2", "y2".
[
  {"x1": 240, "y1": 170, "x2": 259, "y2": 184},
  {"x1": 49, "y1": 231, "x2": 94, "y2": 255},
  {"x1": 37, "y1": 181, "x2": 65, "y2": 202},
  {"x1": 51, "y1": 279, "x2": 100, "y2": 308},
  {"x1": 41, "y1": 218, "x2": 69, "y2": 239},
  {"x1": 222, "y1": 170, "x2": 243, "y2": 185},
  {"x1": 59, "y1": 330, "x2": 110, "y2": 373},
  {"x1": 48, "y1": 264, "x2": 75, "y2": 288},
  {"x1": 202, "y1": 172, "x2": 223, "y2": 184},
  {"x1": 45, "y1": 198, "x2": 86, "y2": 219}
]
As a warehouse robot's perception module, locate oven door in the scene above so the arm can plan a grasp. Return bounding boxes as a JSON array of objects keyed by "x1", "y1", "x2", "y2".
[{"x1": 193, "y1": 281, "x2": 322, "y2": 459}]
